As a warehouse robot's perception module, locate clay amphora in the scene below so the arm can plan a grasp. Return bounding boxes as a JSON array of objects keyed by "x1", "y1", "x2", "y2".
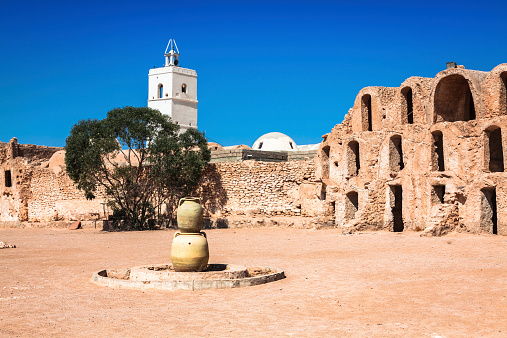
[
  {"x1": 170, "y1": 231, "x2": 209, "y2": 272},
  {"x1": 177, "y1": 197, "x2": 203, "y2": 233}
]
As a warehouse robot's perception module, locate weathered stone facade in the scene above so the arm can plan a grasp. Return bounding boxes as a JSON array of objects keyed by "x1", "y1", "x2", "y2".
[
  {"x1": 3, "y1": 63, "x2": 507, "y2": 235},
  {"x1": 317, "y1": 63, "x2": 507, "y2": 235},
  {"x1": 195, "y1": 159, "x2": 328, "y2": 228},
  {"x1": 0, "y1": 140, "x2": 324, "y2": 228},
  {"x1": 0, "y1": 139, "x2": 106, "y2": 225}
]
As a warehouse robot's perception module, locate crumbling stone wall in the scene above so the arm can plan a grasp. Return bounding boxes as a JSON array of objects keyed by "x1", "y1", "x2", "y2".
[
  {"x1": 318, "y1": 63, "x2": 507, "y2": 236},
  {"x1": 0, "y1": 141, "x2": 324, "y2": 228},
  {"x1": 197, "y1": 160, "x2": 321, "y2": 215},
  {"x1": 27, "y1": 167, "x2": 105, "y2": 222}
]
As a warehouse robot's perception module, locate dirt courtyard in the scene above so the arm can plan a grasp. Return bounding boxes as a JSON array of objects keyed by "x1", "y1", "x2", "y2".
[{"x1": 1, "y1": 227, "x2": 506, "y2": 337}]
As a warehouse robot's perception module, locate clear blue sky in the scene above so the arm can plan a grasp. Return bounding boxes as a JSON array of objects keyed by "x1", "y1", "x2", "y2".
[{"x1": 1, "y1": 0, "x2": 506, "y2": 148}]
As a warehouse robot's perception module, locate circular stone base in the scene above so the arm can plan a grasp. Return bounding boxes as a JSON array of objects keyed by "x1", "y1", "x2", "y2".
[
  {"x1": 130, "y1": 264, "x2": 248, "y2": 282},
  {"x1": 91, "y1": 264, "x2": 285, "y2": 291}
]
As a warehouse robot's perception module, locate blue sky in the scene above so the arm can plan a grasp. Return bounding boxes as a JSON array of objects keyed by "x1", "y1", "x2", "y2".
[{"x1": 1, "y1": 0, "x2": 506, "y2": 147}]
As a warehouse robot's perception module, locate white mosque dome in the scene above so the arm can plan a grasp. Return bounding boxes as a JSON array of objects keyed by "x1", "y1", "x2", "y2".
[{"x1": 252, "y1": 132, "x2": 299, "y2": 151}]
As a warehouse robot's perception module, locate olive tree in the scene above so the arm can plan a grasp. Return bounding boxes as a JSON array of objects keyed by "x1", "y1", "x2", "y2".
[{"x1": 65, "y1": 106, "x2": 210, "y2": 230}]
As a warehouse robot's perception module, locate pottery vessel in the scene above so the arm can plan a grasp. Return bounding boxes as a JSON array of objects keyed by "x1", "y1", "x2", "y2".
[
  {"x1": 177, "y1": 197, "x2": 203, "y2": 233},
  {"x1": 170, "y1": 231, "x2": 209, "y2": 272}
]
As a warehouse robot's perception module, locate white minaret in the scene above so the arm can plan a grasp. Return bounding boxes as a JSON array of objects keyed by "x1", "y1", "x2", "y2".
[{"x1": 148, "y1": 39, "x2": 198, "y2": 131}]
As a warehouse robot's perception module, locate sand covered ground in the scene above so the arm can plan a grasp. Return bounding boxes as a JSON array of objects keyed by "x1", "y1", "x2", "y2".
[{"x1": 1, "y1": 227, "x2": 506, "y2": 337}]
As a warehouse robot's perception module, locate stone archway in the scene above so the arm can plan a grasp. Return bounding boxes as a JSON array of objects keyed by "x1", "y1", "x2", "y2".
[{"x1": 434, "y1": 74, "x2": 476, "y2": 122}]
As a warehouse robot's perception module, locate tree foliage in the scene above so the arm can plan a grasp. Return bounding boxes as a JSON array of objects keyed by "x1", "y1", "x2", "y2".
[{"x1": 65, "y1": 106, "x2": 211, "y2": 230}]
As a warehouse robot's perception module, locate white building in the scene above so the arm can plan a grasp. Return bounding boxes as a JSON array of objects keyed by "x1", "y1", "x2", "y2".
[
  {"x1": 147, "y1": 39, "x2": 198, "y2": 132},
  {"x1": 252, "y1": 132, "x2": 299, "y2": 151}
]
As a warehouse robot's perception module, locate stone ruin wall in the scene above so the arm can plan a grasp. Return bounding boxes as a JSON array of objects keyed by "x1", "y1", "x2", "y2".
[
  {"x1": 0, "y1": 140, "x2": 107, "y2": 225},
  {"x1": 0, "y1": 139, "x2": 325, "y2": 228},
  {"x1": 4, "y1": 63, "x2": 507, "y2": 235},
  {"x1": 317, "y1": 63, "x2": 507, "y2": 236},
  {"x1": 195, "y1": 159, "x2": 328, "y2": 228}
]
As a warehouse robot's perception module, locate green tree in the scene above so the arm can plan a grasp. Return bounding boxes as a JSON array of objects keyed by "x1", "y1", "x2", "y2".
[{"x1": 65, "y1": 106, "x2": 210, "y2": 230}]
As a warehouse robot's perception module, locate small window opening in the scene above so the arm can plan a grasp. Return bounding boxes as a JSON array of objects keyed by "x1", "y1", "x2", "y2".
[
  {"x1": 401, "y1": 87, "x2": 413, "y2": 124},
  {"x1": 347, "y1": 141, "x2": 360, "y2": 176},
  {"x1": 320, "y1": 183, "x2": 327, "y2": 200},
  {"x1": 334, "y1": 161, "x2": 339, "y2": 167},
  {"x1": 5, "y1": 170, "x2": 12, "y2": 187},
  {"x1": 182, "y1": 83, "x2": 187, "y2": 93},
  {"x1": 289, "y1": 142, "x2": 293, "y2": 149},
  {"x1": 468, "y1": 88, "x2": 476, "y2": 120},
  {"x1": 362, "y1": 94, "x2": 372, "y2": 131},
  {"x1": 158, "y1": 84, "x2": 163, "y2": 98},
  {"x1": 501, "y1": 72, "x2": 507, "y2": 110},
  {"x1": 487, "y1": 127, "x2": 504, "y2": 172},
  {"x1": 322, "y1": 146, "x2": 330, "y2": 158},
  {"x1": 432, "y1": 185, "x2": 446, "y2": 204},
  {"x1": 389, "y1": 135, "x2": 404, "y2": 171},
  {"x1": 258, "y1": 142, "x2": 263, "y2": 149},
  {"x1": 481, "y1": 187, "x2": 497, "y2": 235},
  {"x1": 432, "y1": 131, "x2": 444, "y2": 171},
  {"x1": 345, "y1": 191, "x2": 359, "y2": 221},
  {"x1": 321, "y1": 145, "x2": 331, "y2": 179}
]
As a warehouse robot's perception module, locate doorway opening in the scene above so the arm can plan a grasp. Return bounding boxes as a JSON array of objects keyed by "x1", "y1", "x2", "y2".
[
  {"x1": 481, "y1": 187, "x2": 498, "y2": 234},
  {"x1": 391, "y1": 185, "x2": 404, "y2": 232}
]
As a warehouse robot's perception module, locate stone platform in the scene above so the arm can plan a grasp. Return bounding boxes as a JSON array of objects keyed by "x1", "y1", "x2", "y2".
[{"x1": 91, "y1": 263, "x2": 285, "y2": 291}]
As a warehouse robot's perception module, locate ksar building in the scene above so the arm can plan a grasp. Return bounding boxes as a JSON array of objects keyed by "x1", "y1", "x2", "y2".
[{"x1": 317, "y1": 62, "x2": 507, "y2": 236}]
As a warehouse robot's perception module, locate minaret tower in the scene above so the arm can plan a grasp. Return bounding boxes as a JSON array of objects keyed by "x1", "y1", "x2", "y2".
[{"x1": 148, "y1": 39, "x2": 198, "y2": 131}]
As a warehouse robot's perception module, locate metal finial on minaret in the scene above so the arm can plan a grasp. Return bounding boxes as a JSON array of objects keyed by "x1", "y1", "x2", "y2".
[{"x1": 164, "y1": 39, "x2": 180, "y2": 67}]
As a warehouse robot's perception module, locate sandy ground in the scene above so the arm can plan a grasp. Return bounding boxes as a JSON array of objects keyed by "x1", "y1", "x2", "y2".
[{"x1": 1, "y1": 227, "x2": 506, "y2": 337}]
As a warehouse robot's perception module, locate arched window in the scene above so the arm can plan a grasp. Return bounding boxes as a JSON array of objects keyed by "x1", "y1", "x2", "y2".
[
  {"x1": 434, "y1": 75, "x2": 476, "y2": 122},
  {"x1": 182, "y1": 83, "x2": 187, "y2": 93},
  {"x1": 401, "y1": 87, "x2": 413, "y2": 124},
  {"x1": 485, "y1": 126, "x2": 504, "y2": 172},
  {"x1": 432, "y1": 131, "x2": 444, "y2": 171},
  {"x1": 347, "y1": 140, "x2": 360, "y2": 176},
  {"x1": 361, "y1": 94, "x2": 372, "y2": 131},
  {"x1": 345, "y1": 191, "x2": 358, "y2": 220},
  {"x1": 389, "y1": 135, "x2": 404, "y2": 172},
  {"x1": 158, "y1": 84, "x2": 163, "y2": 98}
]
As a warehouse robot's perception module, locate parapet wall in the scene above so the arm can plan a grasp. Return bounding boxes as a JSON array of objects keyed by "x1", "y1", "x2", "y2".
[{"x1": 210, "y1": 149, "x2": 317, "y2": 163}]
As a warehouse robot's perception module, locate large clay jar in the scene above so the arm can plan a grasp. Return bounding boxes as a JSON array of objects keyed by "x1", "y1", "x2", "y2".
[
  {"x1": 177, "y1": 197, "x2": 203, "y2": 233},
  {"x1": 171, "y1": 231, "x2": 209, "y2": 272}
]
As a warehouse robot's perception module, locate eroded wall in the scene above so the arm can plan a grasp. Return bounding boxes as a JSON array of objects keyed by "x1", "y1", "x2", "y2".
[
  {"x1": 0, "y1": 141, "x2": 324, "y2": 228},
  {"x1": 318, "y1": 63, "x2": 507, "y2": 235}
]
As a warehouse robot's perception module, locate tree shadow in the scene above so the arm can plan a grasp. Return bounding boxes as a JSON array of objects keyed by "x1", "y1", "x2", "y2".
[{"x1": 196, "y1": 164, "x2": 229, "y2": 229}]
